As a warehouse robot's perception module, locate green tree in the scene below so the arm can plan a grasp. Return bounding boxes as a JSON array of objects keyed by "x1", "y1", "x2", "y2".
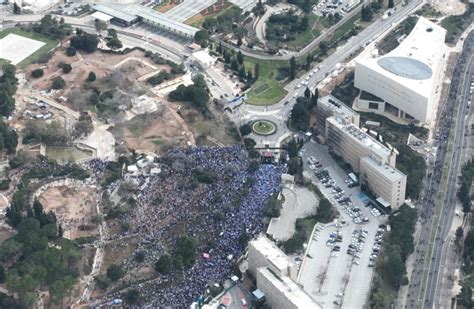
[
  {"x1": 31, "y1": 69, "x2": 44, "y2": 78},
  {"x1": 319, "y1": 41, "x2": 328, "y2": 55},
  {"x1": 304, "y1": 87, "x2": 311, "y2": 98},
  {"x1": 289, "y1": 56, "x2": 297, "y2": 80},
  {"x1": 125, "y1": 289, "x2": 141, "y2": 304},
  {"x1": 237, "y1": 51, "x2": 244, "y2": 64},
  {"x1": 65, "y1": 46, "x2": 76, "y2": 57},
  {"x1": 305, "y1": 53, "x2": 312, "y2": 70},
  {"x1": 62, "y1": 63, "x2": 72, "y2": 74},
  {"x1": 106, "y1": 29, "x2": 122, "y2": 50},
  {"x1": 176, "y1": 236, "x2": 196, "y2": 268},
  {"x1": 361, "y1": 5, "x2": 373, "y2": 22},
  {"x1": 247, "y1": 69, "x2": 253, "y2": 81},
  {"x1": 70, "y1": 32, "x2": 99, "y2": 53},
  {"x1": 86, "y1": 71, "x2": 96, "y2": 82},
  {"x1": 0, "y1": 64, "x2": 17, "y2": 116},
  {"x1": 51, "y1": 76, "x2": 65, "y2": 89},
  {"x1": 239, "y1": 123, "x2": 252, "y2": 136},
  {"x1": 0, "y1": 264, "x2": 6, "y2": 283},
  {"x1": 388, "y1": 0, "x2": 394, "y2": 8},
  {"x1": 290, "y1": 97, "x2": 311, "y2": 131},
  {"x1": 194, "y1": 30, "x2": 210, "y2": 46},
  {"x1": 106, "y1": 264, "x2": 124, "y2": 281},
  {"x1": 458, "y1": 280, "x2": 473, "y2": 307},
  {"x1": 13, "y1": 2, "x2": 21, "y2": 14},
  {"x1": 254, "y1": 63, "x2": 260, "y2": 80},
  {"x1": 155, "y1": 254, "x2": 172, "y2": 274}
]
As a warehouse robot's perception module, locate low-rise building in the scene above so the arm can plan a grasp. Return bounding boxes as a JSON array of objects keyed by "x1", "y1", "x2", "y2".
[{"x1": 247, "y1": 236, "x2": 322, "y2": 309}]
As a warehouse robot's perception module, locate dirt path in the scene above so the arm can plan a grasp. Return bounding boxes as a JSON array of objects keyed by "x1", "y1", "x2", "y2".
[{"x1": 74, "y1": 190, "x2": 109, "y2": 307}]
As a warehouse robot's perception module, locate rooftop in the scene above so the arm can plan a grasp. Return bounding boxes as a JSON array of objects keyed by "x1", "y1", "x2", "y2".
[
  {"x1": 319, "y1": 95, "x2": 359, "y2": 120},
  {"x1": 360, "y1": 156, "x2": 406, "y2": 182},
  {"x1": 356, "y1": 16, "x2": 446, "y2": 96},
  {"x1": 92, "y1": 4, "x2": 137, "y2": 23},
  {"x1": 327, "y1": 116, "x2": 392, "y2": 160},
  {"x1": 377, "y1": 56, "x2": 432, "y2": 80},
  {"x1": 250, "y1": 235, "x2": 294, "y2": 274},
  {"x1": 258, "y1": 267, "x2": 322, "y2": 309}
]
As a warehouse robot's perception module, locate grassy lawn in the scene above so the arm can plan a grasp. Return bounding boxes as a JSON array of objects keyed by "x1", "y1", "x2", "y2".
[
  {"x1": 286, "y1": 14, "x2": 322, "y2": 49},
  {"x1": 0, "y1": 28, "x2": 58, "y2": 69},
  {"x1": 252, "y1": 120, "x2": 276, "y2": 135},
  {"x1": 330, "y1": 12, "x2": 361, "y2": 42},
  {"x1": 244, "y1": 57, "x2": 288, "y2": 106}
]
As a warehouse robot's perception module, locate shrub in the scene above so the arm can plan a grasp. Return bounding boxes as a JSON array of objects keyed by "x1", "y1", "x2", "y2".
[
  {"x1": 106, "y1": 264, "x2": 124, "y2": 281},
  {"x1": 66, "y1": 46, "x2": 77, "y2": 57},
  {"x1": 51, "y1": 76, "x2": 65, "y2": 89},
  {"x1": 86, "y1": 71, "x2": 96, "y2": 82},
  {"x1": 31, "y1": 68, "x2": 44, "y2": 78},
  {"x1": 62, "y1": 63, "x2": 72, "y2": 74}
]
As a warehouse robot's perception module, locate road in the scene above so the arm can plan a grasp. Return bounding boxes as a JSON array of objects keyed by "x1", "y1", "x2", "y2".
[
  {"x1": 404, "y1": 31, "x2": 474, "y2": 309},
  {"x1": 1, "y1": 14, "x2": 188, "y2": 64},
  {"x1": 220, "y1": 0, "x2": 420, "y2": 61},
  {"x1": 422, "y1": 37, "x2": 474, "y2": 308},
  {"x1": 231, "y1": 0, "x2": 423, "y2": 148}
]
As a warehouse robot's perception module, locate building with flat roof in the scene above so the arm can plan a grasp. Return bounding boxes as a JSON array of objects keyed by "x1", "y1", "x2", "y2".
[
  {"x1": 314, "y1": 94, "x2": 407, "y2": 208},
  {"x1": 92, "y1": 3, "x2": 199, "y2": 38},
  {"x1": 354, "y1": 17, "x2": 447, "y2": 124},
  {"x1": 360, "y1": 156, "x2": 406, "y2": 209},
  {"x1": 248, "y1": 235, "x2": 298, "y2": 280},
  {"x1": 315, "y1": 95, "x2": 360, "y2": 137},
  {"x1": 247, "y1": 236, "x2": 322, "y2": 309},
  {"x1": 256, "y1": 267, "x2": 322, "y2": 309},
  {"x1": 92, "y1": 3, "x2": 138, "y2": 26},
  {"x1": 325, "y1": 116, "x2": 396, "y2": 171}
]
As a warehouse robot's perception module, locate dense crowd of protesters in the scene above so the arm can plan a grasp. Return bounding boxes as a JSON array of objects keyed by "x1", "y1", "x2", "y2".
[{"x1": 100, "y1": 146, "x2": 283, "y2": 307}]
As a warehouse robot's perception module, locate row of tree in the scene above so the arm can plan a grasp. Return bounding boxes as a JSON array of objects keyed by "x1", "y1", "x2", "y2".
[
  {"x1": 457, "y1": 159, "x2": 473, "y2": 213},
  {"x1": 0, "y1": 64, "x2": 17, "y2": 117},
  {"x1": 370, "y1": 205, "x2": 417, "y2": 307},
  {"x1": 0, "y1": 120, "x2": 18, "y2": 154}
]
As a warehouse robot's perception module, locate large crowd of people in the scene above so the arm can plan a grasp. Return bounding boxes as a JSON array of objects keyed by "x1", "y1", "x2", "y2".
[{"x1": 103, "y1": 146, "x2": 284, "y2": 306}]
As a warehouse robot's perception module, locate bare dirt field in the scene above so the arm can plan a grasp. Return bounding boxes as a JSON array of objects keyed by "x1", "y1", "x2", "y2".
[
  {"x1": 122, "y1": 106, "x2": 195, "y2": 154},
  {"x1": 434, "y1": 0, "x2": 466, "y2": 16},
  {"x1": 26, "y1": 49, "x2": 160, "y2": 101},
  {"x1": 38, "y1": 185, "x2": 99, "y2": 240}
]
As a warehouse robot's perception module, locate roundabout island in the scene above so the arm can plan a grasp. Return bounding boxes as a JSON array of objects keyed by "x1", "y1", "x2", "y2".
[{"x1": 252, "y1": 120, "x2": 277, "y2": 135}]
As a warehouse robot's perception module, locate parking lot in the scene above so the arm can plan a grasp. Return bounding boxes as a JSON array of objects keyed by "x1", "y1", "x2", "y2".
[
  {"x1": 312, "y1": 0, "x2": 360, "y2": 17},
  {"x1": 297, "y1": 140, "x2": 387, "y2": 308}
]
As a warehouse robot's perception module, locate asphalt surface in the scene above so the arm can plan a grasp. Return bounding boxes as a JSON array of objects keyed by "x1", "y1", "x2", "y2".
[
  {"x1": 220, "y1": 0, "x2": 421, "y2": 61},
  {"x1": 404, "y1": 31, "x2": 474, "y2": 309},
  {"x1": 232, "y1": 0, "x2": 423, "y2": 148}
]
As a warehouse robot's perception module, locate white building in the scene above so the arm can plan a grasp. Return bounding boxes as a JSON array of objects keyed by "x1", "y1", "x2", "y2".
[
  {"x1": 354, "y1": 17, "x2": 447, "y2": 124},
  {"x1": 247, "y1": 236, "x2": 322, "y2": 309},
  {"x1": 324, "y1": 116, "x2": 406, "y2": 208}
]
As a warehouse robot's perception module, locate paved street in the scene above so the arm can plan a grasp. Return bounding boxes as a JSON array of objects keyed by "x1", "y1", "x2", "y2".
[
  {"x1": 404, "y1": 31, "x2": 474, "y2": 309},
  {"x1": 230, "y1": 0, "x2": 423, "y2": 148}
]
